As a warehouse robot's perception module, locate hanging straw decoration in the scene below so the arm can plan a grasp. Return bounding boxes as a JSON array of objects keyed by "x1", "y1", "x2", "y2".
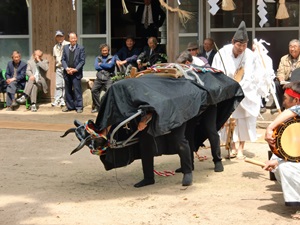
[
  {"x1": 222, "y1": 0, "x2": 236, "y2": 11},
  {"x1": 158, "y1": 0, "x2": 194, "y2": 27},
  {"x1": 276, "y1": 0, "x2": 289, "y2": 19},
  {"x1": 121, "y1": 0, "x2": 129, "y2": 14}
]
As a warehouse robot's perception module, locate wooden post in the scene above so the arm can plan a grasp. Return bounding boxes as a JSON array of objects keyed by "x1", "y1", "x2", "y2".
[
  {"x1": 166, "y1": 1, "x2": 179, "y2": 63},
  {"x1": 31, "y1": 0, "x2": 77, "y2": 100}
]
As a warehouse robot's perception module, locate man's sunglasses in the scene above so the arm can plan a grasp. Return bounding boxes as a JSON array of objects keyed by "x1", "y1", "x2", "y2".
[{"x1": 188, "y1": 48, "x2": 198, "y2": 51}]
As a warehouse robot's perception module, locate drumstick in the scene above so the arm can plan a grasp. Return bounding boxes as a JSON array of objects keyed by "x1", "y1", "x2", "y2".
[{"x1": 244, "y1": 157, "x2": 266, "y2": 167}]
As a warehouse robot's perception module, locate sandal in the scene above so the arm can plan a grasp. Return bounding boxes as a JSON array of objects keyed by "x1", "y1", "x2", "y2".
[
  {"x1": 225, "y1": 151, "x2": 237, "y2": 159},
  {"x1": 292, "y1": 211, "x2": 300, "y2": 220},
  {"x1": 236, "y1": 154, "x2": 246, "y2": 160},
  {"x1": 197, "y1": 155, "x2": 208, "y2": 161}
]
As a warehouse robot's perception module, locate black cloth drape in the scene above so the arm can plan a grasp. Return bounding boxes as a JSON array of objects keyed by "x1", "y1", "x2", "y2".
[{"x1": 93, "y1": 69, "x2": 244, "y2": 170}]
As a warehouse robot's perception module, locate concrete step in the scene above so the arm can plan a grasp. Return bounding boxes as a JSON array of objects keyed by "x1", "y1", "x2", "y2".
[
  {"x1": 257, "y1": 108, "x2": 280, "y2": 129},
  {"x1": 0, "y1": 102, "x2": 94, "y2": 114}
]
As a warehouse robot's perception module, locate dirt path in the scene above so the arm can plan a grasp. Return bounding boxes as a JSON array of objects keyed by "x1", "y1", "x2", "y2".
[{"x1": 0, "y1": 112, "x2": 299, "y2": 225}]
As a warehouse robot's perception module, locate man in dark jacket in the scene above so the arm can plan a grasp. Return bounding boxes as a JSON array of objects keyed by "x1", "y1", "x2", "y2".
[
  {"x1": 137, "y1": 36, "x2": 167, "y2": 71},
  {"x1": 135, "y1": 0, "x2": 166, "y2": 45},
  {"x1": 115, "y1": 36, "x2": 140, "y2": 75},
  {"x1": 200, "y1": 38, "x2": 217, "y2": 66},
  {"x1": 61, "y1": 32, "x2": 85, "y2": 113},
  {"x1": 5, "y1": 51, "x2": 27, "y2": 111}
]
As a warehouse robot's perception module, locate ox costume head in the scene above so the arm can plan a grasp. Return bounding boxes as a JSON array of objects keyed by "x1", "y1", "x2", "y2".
[{"x1": 60, "y1": 120, "x2": 108, "y2": 155}]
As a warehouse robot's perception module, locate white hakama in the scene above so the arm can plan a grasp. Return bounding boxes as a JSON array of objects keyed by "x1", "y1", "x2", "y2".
[{"x1": 272, "y1": 154, "x2": 300, "y2": 206}]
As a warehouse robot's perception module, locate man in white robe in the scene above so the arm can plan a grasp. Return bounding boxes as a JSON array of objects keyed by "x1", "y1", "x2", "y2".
[
  {"x1": 264, "y1": 81, "x2": 300, "y2": 220},
  {"x1": 212, "y1": 21, "x2": 260, "y2": 159}
]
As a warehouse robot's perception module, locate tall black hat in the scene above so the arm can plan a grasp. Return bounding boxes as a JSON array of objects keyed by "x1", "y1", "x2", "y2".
[{"x1": 233, "y1": 21, "x2": 248, "y2": 43}]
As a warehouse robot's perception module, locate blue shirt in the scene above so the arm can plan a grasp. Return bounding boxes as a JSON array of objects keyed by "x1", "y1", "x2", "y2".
[{"x1": 94, "y1": 55, "x2": 116, "y2": 72}]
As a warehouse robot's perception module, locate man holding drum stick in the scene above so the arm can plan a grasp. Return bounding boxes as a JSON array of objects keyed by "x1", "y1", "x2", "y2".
[{"x1": 264, "y1": 81, "x2": 300, "y2": 220}]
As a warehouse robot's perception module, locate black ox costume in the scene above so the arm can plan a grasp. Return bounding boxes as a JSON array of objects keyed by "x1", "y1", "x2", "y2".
[{"x1": 61, "y1": 64, "x2": 244, "y2": 187}]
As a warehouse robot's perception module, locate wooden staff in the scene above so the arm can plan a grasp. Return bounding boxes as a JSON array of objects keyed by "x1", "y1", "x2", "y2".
[{"x1": 244, "y1": 157, "x2": 266, "y2": 167}]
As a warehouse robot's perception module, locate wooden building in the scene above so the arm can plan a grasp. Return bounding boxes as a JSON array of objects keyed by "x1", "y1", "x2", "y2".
[{"x1": 0, "y1": 0, "x2": 299, "y2": 100}]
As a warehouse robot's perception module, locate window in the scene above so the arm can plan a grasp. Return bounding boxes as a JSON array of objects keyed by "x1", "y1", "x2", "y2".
[
  {"x1": 209, "y1": 0, "x2": 300, "y2": 71},
  {"x1": 178, "y1": 0, "x2": 199, "y2": 52},
  {"x1": 211, "y1": 1, "x2": 252, "y2": 28},
  {"x1": 179, "y1": 0, "x2": 199, "y2": 33},
  {"x1": 0, "y1": 0, "x2": 29, "y2": 70},
  {"x1": 80, "y1": 0, "x2": 107, "y2": 74},
  {"x1": 0, "y1": 1, "x2": 28, "y2": 35},
  {"x1": 82, "y1": 0, "x2": 106, "y2": 34},
  {"x1": 82, "y1": 38, "x2": 106, "y2": 71},
  {"x1": 255, "y1": 0, "x2": 299, "y2": 27}
]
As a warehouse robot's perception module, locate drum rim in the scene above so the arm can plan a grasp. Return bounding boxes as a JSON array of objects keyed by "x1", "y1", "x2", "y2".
[{"x1": 274, "y1": 116, "x2": 300, "y2": 162}]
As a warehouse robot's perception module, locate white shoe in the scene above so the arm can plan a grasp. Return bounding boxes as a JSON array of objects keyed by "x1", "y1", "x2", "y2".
[
  {"x1": 16, "y1": 95, "x2": 26, "y2": 104},
  {"x1": 51, "y1": 100, "x2": 59, "y2": 107},
  {"x1": 31, "y1": 104, "x2": 37, "y2": 112},
  {"x1": 59, "y1": 101, "x2": 66, "y2": 107}
]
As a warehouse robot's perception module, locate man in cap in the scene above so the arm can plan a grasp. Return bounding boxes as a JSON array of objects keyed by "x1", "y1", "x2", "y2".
[
  {"x1": 52, "y1": 30, "x2": 69, "y2": 107},
  {"x1": 186, "y1": 42, "x2": 208, "y2": 66},
  {"x1": 212, "y1": 21, "x2": 260, "y2": 159}
]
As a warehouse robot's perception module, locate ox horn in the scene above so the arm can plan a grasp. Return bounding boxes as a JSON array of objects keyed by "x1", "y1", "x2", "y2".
[
  {"x1": 70, "y1": 135, "x2": 92, "y2": 155},
  {"x1": 74, "y1": 119, "x2": 83, "y2": 127},
  {"x1": 60, "y1": 128, "x2": 76, "y2": 138}
]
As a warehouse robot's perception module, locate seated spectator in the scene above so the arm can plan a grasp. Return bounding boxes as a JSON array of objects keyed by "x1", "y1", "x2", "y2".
[
  {"x1": 137, "y1": 36, "x2": 167, "y2": 71},
  {"x1": 272, "y1": 39, "x2": 300, "y2": 114},
  {"x1": 115, "y1": 36, "x2": 141, "y2": 75},
  {"x1": 5, "y1": 51, "x2": 27, "y2": 111},
  {"x1": 0, "y1": 68, "x2": 6, "y2": 93},
  {"x1": 187, "y1": 42, "x2": 209, "y2": 67},
  {"x1": 91, "y1": 43, "x2": 116, "y2": 113},
  {"x1": 16, "y1": 50, "x2": 49, "y2": 112},
  {"x1": 200, "y1": 38, "x2": 216, "y2": 66}
]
